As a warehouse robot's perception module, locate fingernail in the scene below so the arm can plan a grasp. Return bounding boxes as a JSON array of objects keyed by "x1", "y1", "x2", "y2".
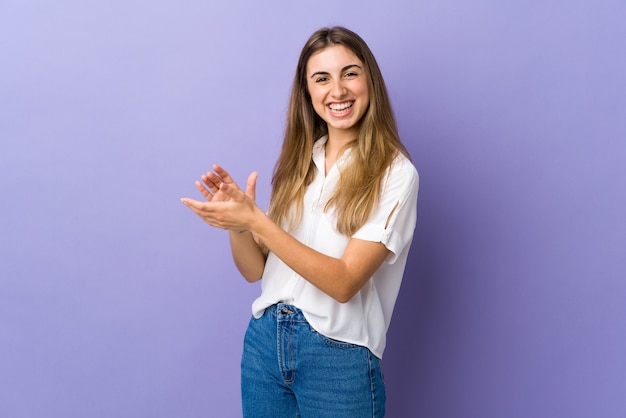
[{"x1": 180, "y1": 198, "x2": 189, "y2": 206}]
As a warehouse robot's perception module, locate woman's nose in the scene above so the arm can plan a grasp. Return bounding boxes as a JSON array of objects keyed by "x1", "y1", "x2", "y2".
[{"x1": 331, "y1": 80, "x2": 347, "y2": 97}]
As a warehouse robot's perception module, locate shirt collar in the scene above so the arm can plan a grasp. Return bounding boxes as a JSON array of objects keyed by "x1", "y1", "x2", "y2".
[{"x1": 312, "y1": 135, "x2": 353, "y2": 176}]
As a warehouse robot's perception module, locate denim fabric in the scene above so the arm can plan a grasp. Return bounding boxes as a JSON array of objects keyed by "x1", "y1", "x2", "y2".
[{"x1": 241, "y1": 303, "x2": 386, "y2": 418}]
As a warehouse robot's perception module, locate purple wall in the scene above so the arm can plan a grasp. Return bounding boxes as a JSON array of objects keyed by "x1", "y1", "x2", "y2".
[{"x1": 1, "y1": 1, "x2": 625, "y2": 417}]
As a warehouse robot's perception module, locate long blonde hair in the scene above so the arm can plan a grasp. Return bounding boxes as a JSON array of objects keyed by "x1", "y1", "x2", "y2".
[{"x1": 268, "y1": 27, "x2": 410, "y2": 236}]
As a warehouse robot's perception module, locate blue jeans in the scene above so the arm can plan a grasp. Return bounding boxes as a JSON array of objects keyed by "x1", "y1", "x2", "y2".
[{"x1": 241, "y1": 303, "x2": 386, "y2": 417}]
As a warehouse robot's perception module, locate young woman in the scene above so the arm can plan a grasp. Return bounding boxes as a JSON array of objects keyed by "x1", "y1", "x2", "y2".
[{"x1": 181, "y1": 26, "x2": 418, "y2": 418}]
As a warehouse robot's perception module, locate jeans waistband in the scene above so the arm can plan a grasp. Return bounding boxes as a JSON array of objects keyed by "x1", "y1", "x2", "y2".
[{"x1": 267, "y1": 303, "x2": 307, "y2": 322}]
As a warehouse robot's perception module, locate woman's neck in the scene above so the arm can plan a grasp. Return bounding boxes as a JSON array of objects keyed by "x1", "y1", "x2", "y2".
[{"x1": 325, "y1": 130, "x2": 357, "y2": 175}]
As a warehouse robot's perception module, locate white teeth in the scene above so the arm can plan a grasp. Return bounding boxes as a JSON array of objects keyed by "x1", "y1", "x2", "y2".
[{"x1": 329, "y1": 102, "x2": 353, "y2": 111}]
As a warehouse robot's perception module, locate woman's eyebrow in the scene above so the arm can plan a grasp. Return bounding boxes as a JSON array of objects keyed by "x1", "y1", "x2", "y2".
[{"x1": 309, "y1": 64, "x2": 363, "y2": 79}]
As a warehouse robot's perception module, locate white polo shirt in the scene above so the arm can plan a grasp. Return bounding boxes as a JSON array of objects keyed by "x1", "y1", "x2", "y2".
[{"x1": 251, "y1": 136, "x2": 419, "y2": 358}]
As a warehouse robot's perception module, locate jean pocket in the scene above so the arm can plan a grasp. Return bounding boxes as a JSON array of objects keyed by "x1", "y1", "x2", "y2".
[{"x1": 310, "y1": 327, "x2": 362, "y2": 349}]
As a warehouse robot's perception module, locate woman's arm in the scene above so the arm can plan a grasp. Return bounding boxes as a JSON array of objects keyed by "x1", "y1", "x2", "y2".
[
  {"x1": 182, "y1": 167, "x2": 390, "y2": 302},
  {"x1": 191, "y1": 166, "x2": 266, "y2": 282},
  {"x1": 251, "y1": 212, "x2": 390, "y2": 303},
  {"x1": 228, "y1": 229, "x2": 266, "y2": 282}
]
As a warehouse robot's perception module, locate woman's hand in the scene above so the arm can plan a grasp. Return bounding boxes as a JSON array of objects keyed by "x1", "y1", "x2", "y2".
[
  {"x1": 181, "y1": 165, "x2": 260, "y2": 232},
  {"x1": 195, "y1": 164, "x2": 254, "y2": 203}
]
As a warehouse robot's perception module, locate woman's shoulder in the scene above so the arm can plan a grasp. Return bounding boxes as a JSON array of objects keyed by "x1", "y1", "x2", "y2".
[{"x1": 388, "y1": 152, "x2": 419, "y2": 182}]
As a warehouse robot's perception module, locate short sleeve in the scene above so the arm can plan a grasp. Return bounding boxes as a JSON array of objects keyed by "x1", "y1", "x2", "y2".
[{"x1": 352, "y1": 155, "x2": 419, "y2": 264}]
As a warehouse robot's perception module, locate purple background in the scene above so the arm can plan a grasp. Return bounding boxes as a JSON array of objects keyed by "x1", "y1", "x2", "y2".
[{"x1": 2, "y1": 1, "x2": 625, "y2": 417}]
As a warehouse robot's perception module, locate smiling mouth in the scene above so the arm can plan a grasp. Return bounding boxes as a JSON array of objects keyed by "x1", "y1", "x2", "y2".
[{"x1": 328, "y1": 101, "x2": 354, "y2": 111}]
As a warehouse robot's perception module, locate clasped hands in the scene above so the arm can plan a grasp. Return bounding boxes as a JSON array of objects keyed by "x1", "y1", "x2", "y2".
[{"x1": 181, "y1": 164, "x2": 260, "y2": 232}]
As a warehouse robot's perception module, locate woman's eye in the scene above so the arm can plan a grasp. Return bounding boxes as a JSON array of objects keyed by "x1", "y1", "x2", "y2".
[
  {"x1": 344, "y1": 72, "x2": 358, "y2": 78},
  {"x1": 315, "y1": 77, "x2": 329, "y2": 83}
]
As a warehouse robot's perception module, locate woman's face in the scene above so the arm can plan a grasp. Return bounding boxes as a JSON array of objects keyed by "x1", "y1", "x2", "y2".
[{"x1": 306, "y1": 45, "x2": 370, "y2": 140}]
